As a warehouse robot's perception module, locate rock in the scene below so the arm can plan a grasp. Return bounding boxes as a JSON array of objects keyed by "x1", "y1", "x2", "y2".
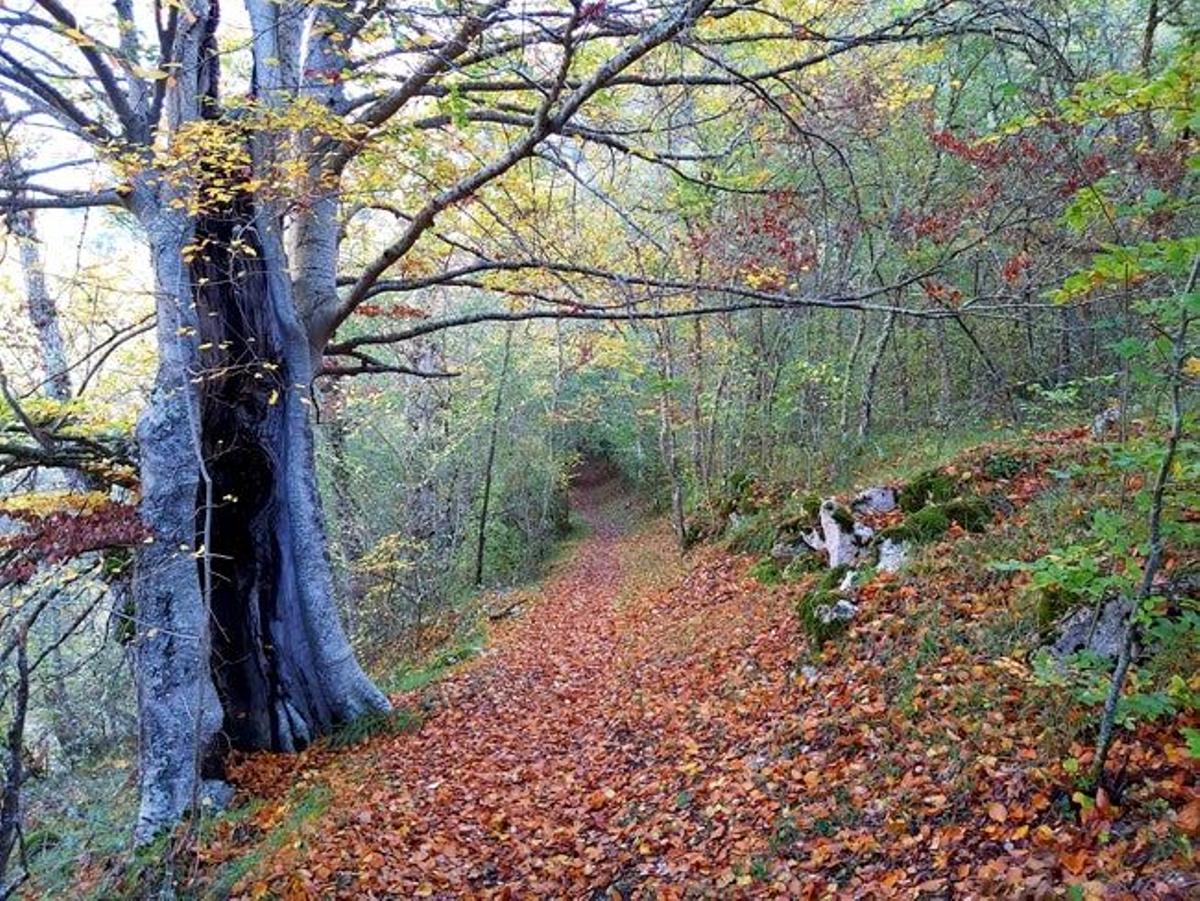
[
  {"x1": 851, "y1": 486, "x2": 898, "y2": 515},
  {"x1": 1092, "y1": 406, "x2": 1121, "y2": 439},
  {"x1": 814, "y1": 598, "x2": 858, "y2": 625},
  {"x1": 878, "y1": 538, "x2": 908, "y2": 573},
  {"x1": 819, "y1": 499, "x2": 862, "y2": 569},
  {"x1": 1049, "y1": 596, "x2": 1133, "y2": 660},
  {"x1": 837, "y1": 569, "x2": 856, "y2": 593},
  {"x1": 198, "y1": 779, "x2": 236, "y2": 813},
  {"x1": 799, "y1": 665, "x2": 821, "y2": 683}
]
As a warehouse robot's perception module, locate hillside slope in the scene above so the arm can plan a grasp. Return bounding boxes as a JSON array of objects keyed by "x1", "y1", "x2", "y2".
[{"x1": 191, "y1": 432, "x2": 1197, "y2": 899}]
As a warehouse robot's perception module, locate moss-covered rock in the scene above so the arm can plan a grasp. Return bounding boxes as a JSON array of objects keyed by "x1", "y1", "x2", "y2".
[
  {"x1": 943, "y1": 497, "x2": 993, "y2": 533},
  {"x1": 828, "y1": 502, "x2": 856, "y2": 532},
  {"x1": 899, "y1": 468, "x2": 957, "y2": 513},
  {"x1": 772, "y1": 493, "x2": 822, "y2": 541},
  {"x1": 795, "y1": 565, "x2": 853, "y2": 644},
  {"x1": 879, "y1": 505, "x2": 950, "y2": 544}
]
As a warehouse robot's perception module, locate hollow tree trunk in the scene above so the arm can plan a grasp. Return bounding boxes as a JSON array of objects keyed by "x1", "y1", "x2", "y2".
[
  {"x1": 132, "y1": 195, "x2": 388, "y2": 839},
  {"x1": 196, "y1": 197, "x2": 388, "y2": 753}
]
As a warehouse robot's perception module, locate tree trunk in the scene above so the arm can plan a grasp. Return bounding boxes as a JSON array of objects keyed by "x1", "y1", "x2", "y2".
[
  {"x1": 11, "y1": 209, "x2": 70, "y2": 401},
  {"x1": 197, "y1": 199, "x2": 388, "y2": 754},
  {"x1": 132, "y1": 210, "x2": 224, "y2": 842},
  {"x1": 857, "y1": 309, "x2": 897, "y2": 441},
  {"x1": 132, "y1": 193, "x2": 388, "y2": 839},
  {"x1": 0, "y1": 628, "x2": 29, "y2": 886},
  {"x1": 475, "y1": 327, "x2": 513, "y2": 586}
]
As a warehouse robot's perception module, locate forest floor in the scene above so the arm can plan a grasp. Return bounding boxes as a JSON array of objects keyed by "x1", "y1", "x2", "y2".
[{"x1": 196, "y1": 436, "x2": 1198, "y2": 900}]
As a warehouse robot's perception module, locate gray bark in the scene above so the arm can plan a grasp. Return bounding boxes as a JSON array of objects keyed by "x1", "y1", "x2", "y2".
[
  {"x1": 132, "y1": 209, "x2": 223, "y2": 843},
  {"x1": 857, "y1": 310, "x2": 897, "y2": 441},
  {"x1": 11, "y1": 210, "x2": 70, "y2": 401}
]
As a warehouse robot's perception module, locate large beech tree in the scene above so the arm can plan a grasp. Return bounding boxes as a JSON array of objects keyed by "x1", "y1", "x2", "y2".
[{"x1": 0, "y1": 0, "x2": 1031, "y2": 838}]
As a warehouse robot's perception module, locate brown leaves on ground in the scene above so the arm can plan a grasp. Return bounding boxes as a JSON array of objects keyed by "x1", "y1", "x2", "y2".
[{"x1": 203, "y1": 433, "x2": 1197, "y2": 899}]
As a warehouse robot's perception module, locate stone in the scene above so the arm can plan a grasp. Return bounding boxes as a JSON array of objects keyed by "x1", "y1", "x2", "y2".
[
  {"x1": 814, "y1": 598, "x2": 858, "y2": 625},
  {"x1": 198, "y1": 779, "x2": 236, "y2": 813},
  {"x1": 851, "y1": 486, "x2": 898, "y2": 515},
  {"x1": 1049, "y1": 596, "x2": 1133, "y2": 660},
  {"x1": 878, "y1": 538, "x2": 908, "y2": 573},
  {"x1": 820, "y1": 500, "x2": 859, "y2": 569}
]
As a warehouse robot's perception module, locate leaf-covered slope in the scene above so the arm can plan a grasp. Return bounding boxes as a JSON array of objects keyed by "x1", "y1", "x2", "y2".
[{"x1": 200, "y1": 433, "x2": 1196, "y2": 898}]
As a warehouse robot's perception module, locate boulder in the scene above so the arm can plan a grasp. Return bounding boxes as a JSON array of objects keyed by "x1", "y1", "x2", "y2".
[
  {"x1": 819, "y1": 499, "x2": 873, "y2": 568},
  {"x1": 851, "y1": 486, "x2": 898, "y2": 515},
  {"x1": 814, "y1": 597, "x2": 858, "y2": 625},
  {"x1": 1049, "y1": 596, "x2": 1133, "y2": 660},
  {"x1": 877, "y1": 538, "x2": 908, "y2": 573}
]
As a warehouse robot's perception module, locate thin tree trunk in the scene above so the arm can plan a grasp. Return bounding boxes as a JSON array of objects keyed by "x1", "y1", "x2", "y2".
[
  {"x1": 1092, "y1": 256, "x2": 1195, "y2": 786},
  {"x1": 857, "y1": 309, "x2": 898, "y2": 441},
  {"x1": 10, "y1": 210, "x2": 70, "y2": 401},
  {"x1": 839, "y1": 312, "x2": 868, "y2": 439},
  {"x1": 0, "y1": 628, "x2": 29, "y2": 886},
  {"x1": 689, "y1": 317, "x2": 707, "y2": 494},
  {"x1": 655, "y1": 322, "x2": 686, "y2": 550},
  {"x1": 1139, "y1": 0, "x2": 1159, "y2": 143},
  {"x1": 475, "y1": 327, "x2": 513, "y2": 586}
]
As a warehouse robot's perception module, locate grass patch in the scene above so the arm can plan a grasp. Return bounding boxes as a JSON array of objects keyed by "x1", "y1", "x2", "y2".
[
  {"x1": 327, "y1": 708, "x2": 423, "y2": 749},
  {"x1": 383, "y1": 625, "x2": 487, "y2": 694}
]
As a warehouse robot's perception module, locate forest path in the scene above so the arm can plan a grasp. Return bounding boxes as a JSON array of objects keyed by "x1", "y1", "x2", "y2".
[{"x1": 233, "y1": 471, "x2": 803, "y2": 898}]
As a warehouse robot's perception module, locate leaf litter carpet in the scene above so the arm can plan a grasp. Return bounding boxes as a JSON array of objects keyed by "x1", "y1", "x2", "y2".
[{"x1": 218, "y1": 458, "x2": 1198, "y2": 899}]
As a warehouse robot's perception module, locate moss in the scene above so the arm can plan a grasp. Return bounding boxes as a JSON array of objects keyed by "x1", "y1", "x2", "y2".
[
  {"x1": 773, "y1": 493, "x2": 822, "y2": 540},
  {"x1": 1035, "y1": 584, "x2": 1080, "y2": 632},
  {"x1": 880, "y1": 505, "x2": 951, "y2": 544},
  {"x1": 725, "y1": 510, "x2": 779, "y2": 555},
  {"x1": 816, "y1": 564, "x2": 851, "y2": 592},
  {"x1": 782, "y1": 553, "x2": 824, "y2": 581},
  {"x1": 943, "y1": 497, "x2": 993, "y2": 533},
  {"x1": 748, "y1": 557, "x2": 783, "y2": 585},
  {"x1": 717, "y1": 468, "x2": 763, "y2": 518},
  {"x1": 796, "y1": 592, "x2": 847, "y2": 644},
  {"x1": 982, "y1": 452, "x2": 1026, "y2": 480},
  {"x1": 899, "y1": 469, "x2": 957, "y2": 513},
  {"x1": 829, "y1": 503, "x2": 856, "y2": 532},
  {"x1": 795, "y1": 565, "x2": 853, "y2": 645}
]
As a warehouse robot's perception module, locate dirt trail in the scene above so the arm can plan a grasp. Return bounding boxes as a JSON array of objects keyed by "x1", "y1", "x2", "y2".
[{"x1": 231, "y1": 474, "x2": 801, "y2": 898}]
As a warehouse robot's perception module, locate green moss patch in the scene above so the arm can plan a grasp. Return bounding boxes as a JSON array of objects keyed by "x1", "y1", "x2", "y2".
[{"x1": 899, "y1": 469, "x2": 957, "y2": 513}]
